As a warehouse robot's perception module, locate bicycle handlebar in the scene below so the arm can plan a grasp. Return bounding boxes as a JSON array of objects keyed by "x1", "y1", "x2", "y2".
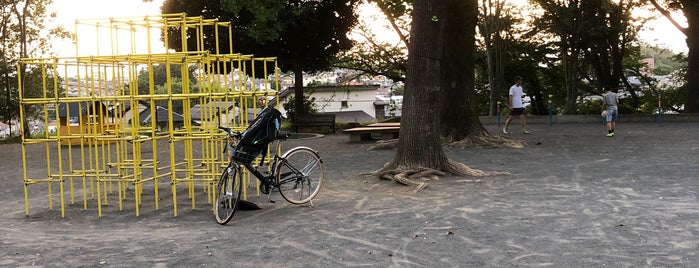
[
  {"x1": 277, "y1": 131, "x2": 290, "y2": 140},
  {"x1": 219, "y1": 126, "x2": 288, "y2": 141},
  {"x1": 218, "y1": 126, "x2": 241, "y2": 137}
]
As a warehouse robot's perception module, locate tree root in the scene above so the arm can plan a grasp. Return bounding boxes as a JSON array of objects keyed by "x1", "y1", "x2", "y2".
[
  {"x1": 368, "y1": 134, "x2": 524, "y2": 150},
  {"x1": 445, "y1": 160, "x2": 510, "y2": 177},
  {"x1": 375, "y1": 167, "x2": 441, "y2": 192},
  {"x1": 446, "y1": 134, "x2": 525, "y2": 149},
  {"x1": 375, "y1": 161, "x2": 508, "y2": 193},
  {"x1": 368, "y1": 134, "x2": 515, "y2": 192},
  {"x1": 367, "y1": 139, "x2": 399, "y2": 150}
]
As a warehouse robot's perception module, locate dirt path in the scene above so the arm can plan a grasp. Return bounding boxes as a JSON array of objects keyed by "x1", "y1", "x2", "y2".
[{"x1": 1, "y1": 122, "x2": 698, "y2": 267}]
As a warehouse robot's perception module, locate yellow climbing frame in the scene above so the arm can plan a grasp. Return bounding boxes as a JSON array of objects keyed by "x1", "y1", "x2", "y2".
[{"x1": 18, "y1": 14, "x2": 280, "y2": 218}]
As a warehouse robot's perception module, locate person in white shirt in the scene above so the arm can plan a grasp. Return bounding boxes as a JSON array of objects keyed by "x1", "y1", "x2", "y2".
[{"x1": 503, "y1": 76, "x2": 530, "y2": 134}]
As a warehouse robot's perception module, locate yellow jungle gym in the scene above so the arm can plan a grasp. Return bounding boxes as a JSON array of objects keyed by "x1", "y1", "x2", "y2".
[{"x1": 18, "y1": 14, "x2": 280, "y2": 217}]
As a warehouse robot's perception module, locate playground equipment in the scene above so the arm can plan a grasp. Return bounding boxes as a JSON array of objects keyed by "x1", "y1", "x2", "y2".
[{"x1": 18, "y1": 14, "x2": 280, "y2": 218}]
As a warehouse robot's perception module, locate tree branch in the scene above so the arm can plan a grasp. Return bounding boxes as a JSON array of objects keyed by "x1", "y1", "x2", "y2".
[
  {"x1": 648, "y1": 0, "x2": 688, "y2": 36},
  {"x1": 374, "y1": 2, "x2": 409, "y2": 47}
]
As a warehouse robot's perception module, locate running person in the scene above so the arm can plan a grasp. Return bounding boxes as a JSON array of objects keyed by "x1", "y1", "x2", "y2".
[{"x1": 503, "y1": 76, "x2": 530, "y2": 134}]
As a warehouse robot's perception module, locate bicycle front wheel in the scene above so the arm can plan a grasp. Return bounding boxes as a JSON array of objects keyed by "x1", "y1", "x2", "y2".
[
  {"x1": 214, "y1": 165, "x2": 243, "y2": 225},
  {"x1": 274, "y1": 146, "x2": 324, "y2": 204}
]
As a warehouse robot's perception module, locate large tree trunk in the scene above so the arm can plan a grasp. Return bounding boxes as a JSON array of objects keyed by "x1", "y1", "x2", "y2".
[
  {"x1": 440, "y1": 0, "x2": 486, "y2": 142},
  {"x1": 378, "y1": 0, "x2": 507, "y2": 191},
  {"x1": 389, "y1": 0, "x2": 447, "y2": 170},
  {"x1": 293, "y1": 66, "x2": 306, "y2": 117},
  {"x1": 564, "y1": 47, "x2": 580, "y2": 114},
  {"x1": 684, "y1": 1, "x2": 699, "y2": 113},
  {"x1": 378, "y1": 0, "x2": 450, "y2": 191}
]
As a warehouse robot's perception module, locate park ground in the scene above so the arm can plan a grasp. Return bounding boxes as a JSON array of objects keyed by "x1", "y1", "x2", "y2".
[{"x1": 1, "y1": 121, "x2": 698, "y2": 267}]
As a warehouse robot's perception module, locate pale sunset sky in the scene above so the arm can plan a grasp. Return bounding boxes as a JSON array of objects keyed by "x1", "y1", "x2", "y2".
[{"x1": 47, "y1": 0, "x2": 689, "y2": 58}]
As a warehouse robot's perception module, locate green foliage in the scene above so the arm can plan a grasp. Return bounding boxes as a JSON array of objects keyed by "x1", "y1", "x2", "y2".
[
  {"x1": 640, "y1": 46, "x2": 686, "y2": 76},
  {"x1": 133, "y1": 64, "x2": 198, "y2": 114},
  {"x1": 0, "y1": 135, "x2": 22, "y2": 144},
  {"x1": 372, "y1": 0, "x2": 413, "y2": 18},
  {"x1": 335, "y1": 40, "x2": 407, "y2": 82},
  {"x1": 161, "y1": 0, "x2": 359, "y2": 118},
  {"x1": 636, "y1": 71, "x2": 687, "y2": 114},
  {"x1": 654, "y1": 85, "x2": 687, "y2": 113},
  {"x1": 283, "y1": 95, "x2": 317, "y2": 122},
  {"x1": 307, "y1": 80, "x2": 333, "y2": 87},
  {"x1": 161, "y1": 0, "x2": 360, "y2": 75},
  {"x1": 530, "y1": 0, "x2": 646, "y2": 114},
  {"x1": 1, "y1": 0, "x2": 71, "y2": 128},
  {"x1": 618, "y1": 101, "x2": 636, "y2": 114},
  {"x1": 333, "y1": 1, "x2": 410, "y2": 82},
  {"x1": 0, "y1": 64, "x2": 63, "y2": 122},
  {"x1": 279, "y1": 118, "x2": 292, "y2": 131},
  {"x1": 577, "y1": 99, "x2": 603, "y2": 115},
  {"x1": 221, "y1": 0, "x2": 286, "y2": 43},
  {"x1": 390, "y1": 82, "x2": 404, "y2": 95}
]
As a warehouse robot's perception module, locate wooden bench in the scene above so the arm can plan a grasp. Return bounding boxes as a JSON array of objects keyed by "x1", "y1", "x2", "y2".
[
  {"x1": 342, "y1": 126, "x2": 400, "y2": 141},
  {"x1": 291, "y1": 114, "x2": 336, "y2": 133},
  {"x1": 366, "y1": 122, "x2": 400, "y2": 128}
]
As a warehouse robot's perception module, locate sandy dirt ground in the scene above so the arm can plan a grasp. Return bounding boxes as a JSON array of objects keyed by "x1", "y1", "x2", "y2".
[{"x1": 1, "y1": 122, "x2": 698, "y2": 267}]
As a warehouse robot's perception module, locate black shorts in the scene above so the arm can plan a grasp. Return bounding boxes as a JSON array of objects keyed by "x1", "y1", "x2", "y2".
[{"x1": 509, "y1": 107, "x2": 525, "y2": 116}]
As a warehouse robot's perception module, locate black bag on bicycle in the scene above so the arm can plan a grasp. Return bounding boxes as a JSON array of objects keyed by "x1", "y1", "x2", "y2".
[{"x1": 232, "y1": 107, "x2": 282, "y2": 164}]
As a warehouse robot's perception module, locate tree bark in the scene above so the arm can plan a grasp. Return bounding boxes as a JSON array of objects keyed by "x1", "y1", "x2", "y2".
[
  {"x1": 383, "y1": 0, "x2": 449, "y2": 171},
  {"x1": 440, "y1": 0, "x2": 487, "y2": 142},
  {"x1": 482, "y1": 0, "x2": 507, "y2": 116},
  {"x1": 293, "y1": 66, "x2": 306, "y2": 117},
  {"x1": 377, "y1": 0, "x2": 509, "y2": 191},
  {"x1": 684, "y1": 1, "x2": 699, "y2": 113},
  {"x1": 563, "y1": 46, "x2": 580, "y2": 115}
]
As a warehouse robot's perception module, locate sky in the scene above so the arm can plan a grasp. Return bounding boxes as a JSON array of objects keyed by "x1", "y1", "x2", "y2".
[
  {"x1": 48, "y1": 0, "x2": 689, "y2": 58},
  {"x1": 638, "y1": 14, "x2": 687, "y2": 53},
  {"x1": 49, "y1": 0, "x2": 166, "y2": 57}
]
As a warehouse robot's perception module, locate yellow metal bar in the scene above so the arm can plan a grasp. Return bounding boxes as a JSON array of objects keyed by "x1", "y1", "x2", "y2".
[{"x1": 20, "y1": 14, "x2": 280, "y2": 219}]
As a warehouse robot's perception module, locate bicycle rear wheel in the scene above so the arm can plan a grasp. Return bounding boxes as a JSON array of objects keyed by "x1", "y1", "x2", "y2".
[
  {"x1": 214, "y1": 165, "x2": 243, "y2": 225},
  {"x1": 274, "y1": 146, "x2": 324, "y2": 204}
]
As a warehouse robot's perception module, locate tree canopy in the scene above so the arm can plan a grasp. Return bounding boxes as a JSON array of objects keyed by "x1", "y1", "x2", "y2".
[
  {"x1": 160, "y1": 0, "x2": 359, "y2": 116},
  {"x1": 1, "y1": 0, "x2": 70, "y2": 133},
  {"x1": 342, "y1": 0, "x2": 691, "y2": 115}
]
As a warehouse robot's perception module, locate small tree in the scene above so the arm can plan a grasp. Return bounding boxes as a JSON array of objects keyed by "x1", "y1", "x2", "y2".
[
  {"x1": 282, "y1": 95, "x2": 317, "y2": 122},
  {"x1": 1, "y1": 0, "x2": 70, "y2": 135}
]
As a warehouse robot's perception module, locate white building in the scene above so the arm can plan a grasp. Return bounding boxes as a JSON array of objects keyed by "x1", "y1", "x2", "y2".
[{"x1": 276, "y1": 85, "x2": 387, "y2": 123}]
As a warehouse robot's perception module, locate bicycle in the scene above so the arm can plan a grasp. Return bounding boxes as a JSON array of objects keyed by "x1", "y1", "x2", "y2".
[{"x1": 214, "y1": 126, "x2": 325, "y2": 225}]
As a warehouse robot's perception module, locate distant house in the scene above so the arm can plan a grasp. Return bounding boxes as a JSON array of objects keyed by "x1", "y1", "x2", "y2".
[
  {"x1": 128, "y1": 105, "x2": 186, "y2": 130},
  {"x1": 190, "y1": 101, "x2": 250, "y2": 127},
  {"x1": 0, "y1": 121, "x2": 10, "y2": 138},
  {"x1": 641, "y1": 57, "x2": 655, "y2": 77},
  {"x1": 56, "y1": 101, "x2": 112, "y2": 145},
  {"x1": 57, "y1": 101, "x2": 110, "y2": 126},
  {"x1": 276, "y1": 85, "x2": 384, "y2": 123}
]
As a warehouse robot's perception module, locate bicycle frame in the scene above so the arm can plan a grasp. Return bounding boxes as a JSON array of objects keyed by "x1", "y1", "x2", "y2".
[
  {"x1": 215, "y1": 121, "x2": 324, "y2": 224},
  {"x1": 222, "y1": 128, "x2": 285, "y2": 193},
  {"x1": 221, "y1": 126, "x2": 317, "y2": 199}
]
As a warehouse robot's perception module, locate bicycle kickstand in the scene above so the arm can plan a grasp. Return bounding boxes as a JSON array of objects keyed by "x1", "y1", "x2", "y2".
[{"x1": 259, "y1": 177, "x2": 276, "y2": 203}]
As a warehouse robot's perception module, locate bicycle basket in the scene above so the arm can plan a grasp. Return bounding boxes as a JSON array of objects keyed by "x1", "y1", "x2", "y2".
[{"x1": 231, "y1": 145, "x2": 264, "y2": 164}]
